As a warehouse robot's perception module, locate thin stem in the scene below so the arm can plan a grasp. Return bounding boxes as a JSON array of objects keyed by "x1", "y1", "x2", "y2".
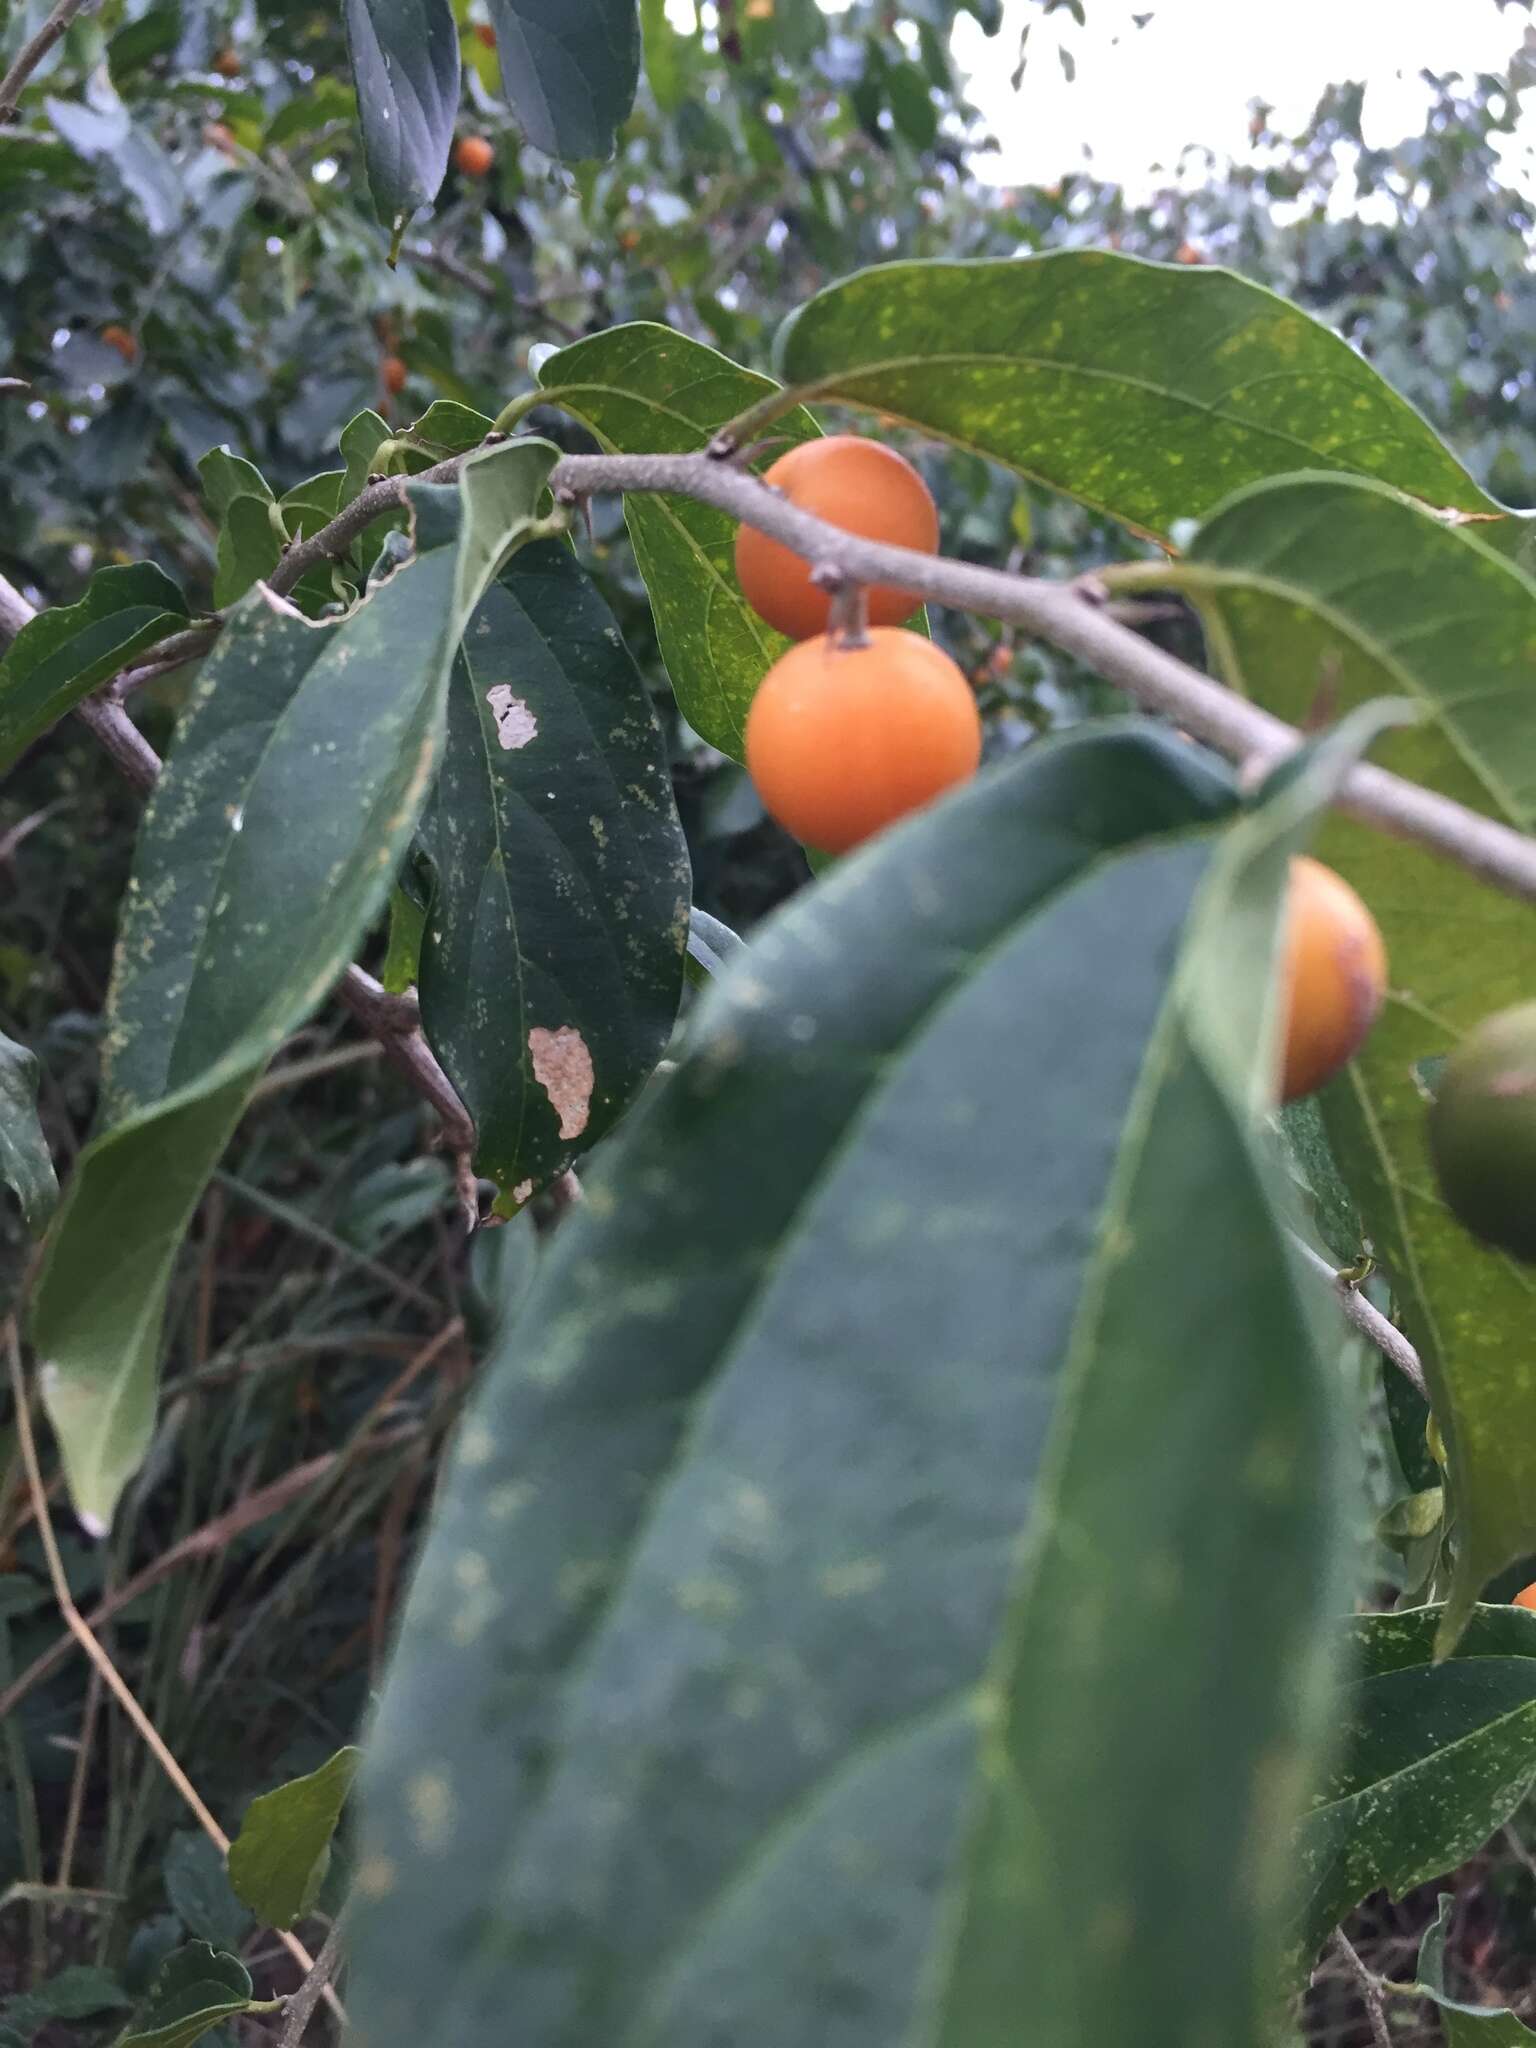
[
  {"x1": 1331, "y1": 1929, "x2": 1396, "y2": 2048},
  {"x1": 1288, "y1": 1233, "x2": 1428, "y2": 1398},
  {"x1": 0, "y1": 0, "x2": 93, "y2": 122},
  {"x1": 3, "y1": 1323, "x2": 344, "y2": 2021},
  {"x1": 277, "y1": 1915, "x2": 346, "y2": 2048}
]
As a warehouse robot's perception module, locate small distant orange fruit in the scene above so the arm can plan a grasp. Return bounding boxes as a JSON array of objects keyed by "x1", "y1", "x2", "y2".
[
  {"x1": 101, "y1": 324, "x2": 138, "y2": 364},
  {"x1": 381, "y1": 354, "x2": 408, "y2": 395},
  {"x1": 1175, "y1": 242, "x2": 1205, "y2": 264},
  {"x1": 1514, "y1": 1582, "x2": 1536, "y2": 1611},
  {"x1": 745, "y1": 627, "x2": 981, "y2": 854},
  {"x1": 734, "y1": 436, "x2": 939, "y2": 642},
  {"x1": 455, "y1": 134, "x2": 495, "y2": 178},
  {"x1": 213, "y1": 46, "x2": 241, "y2": 76},
  {"x1": 1278, "y1": 856, "x2": 1388, "y2": 1103}
]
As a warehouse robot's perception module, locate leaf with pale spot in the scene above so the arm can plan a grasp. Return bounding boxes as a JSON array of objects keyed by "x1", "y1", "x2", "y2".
[{"x1": 420, "y1": 538, "x2": 689, "y2": 1209}]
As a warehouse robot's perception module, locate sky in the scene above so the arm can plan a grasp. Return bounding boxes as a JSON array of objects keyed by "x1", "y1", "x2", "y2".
[{"x1": 953, "y1": 0, "x2": 1535, "y2": 195}]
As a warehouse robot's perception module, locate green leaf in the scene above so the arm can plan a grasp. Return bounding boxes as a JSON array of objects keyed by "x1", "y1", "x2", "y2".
[
  {"x1": 537, "y1": 323, "x2": 820, "y2": 758},
  {"x1": 0, "y1": 562, "x2": 189, "y2": 773},
  {"x1": 227, "y1": 1746, "x2": 360, "y2": 1930},
  {"x1": 1414, "y1": 1894, "x2": 1536, "y2": 2045},
  {"x1": 30, "y1": 441, "x2": 561, "y2": 1531},
  {"x1": 211, "y1": 493, "x2": 285, "y2": 608},
  {"x1": 0, "y1": 1963, "x2": 129, "y2": 2035},
  {"x1": 484, "y1": 0, "x2": 640, "y2": 159},
  {"x1": 350, "y1": 721, "x2": 1349, "y2": 2048},
  {"x1": 381, "y1": 883, "x2": 427, "y2": 995},
  {"x1": 120, "y1": 1944, "x2": 254, "y2": 2048},
  {"x1": 0, "y1": 1030, "x2": 57, "y2": 1233},
  {"x1": 773, "y1": 252, "x2": 1506, "y2": 543},
  {"x1": 393, "y1": 399, "x2": 495, "y2": 467},
  {"x1": 1163, "y1": 472, "x2": 1536, "y2": 1641},
  {"x1": 420, "y1": 539, "x2": 689, "y2": 1208},
  {"x1": 343, "y1": 0, "x2": 460, "y2": 240},
  {"x1": 197, "y1": 446, "x2": 273, "y2": 516},
  {"x1": 1295, "y1": 1605, "x2": 1536, "y2": 1975},
  {"x1": 340, "y1": 409, "x2": 392, "y2": 503},
  {"x1": 162, "y1": 1833, "x2": 251, "y2": 1952}
]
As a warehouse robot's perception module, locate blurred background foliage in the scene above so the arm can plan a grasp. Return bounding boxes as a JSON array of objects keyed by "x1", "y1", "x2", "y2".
[{"x1": 5, "y1": 0, "x2": 1536, "y2": 2025}]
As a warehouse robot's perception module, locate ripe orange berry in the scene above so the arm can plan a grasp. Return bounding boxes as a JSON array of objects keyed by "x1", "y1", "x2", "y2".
[
  {"x1": 381, "y1": 354, "x2": 408, "y2": 395},
  {"x1": 745, "y1": 627, "x2": 981, "y2": 854},
  {"x1": 1278, "y1": 856, "x2": 1388, "y2": 1103},
  {"x1": 1515, "y1": 1582, "x2": 1536, "y2": 1612},
  {"x1": 213, "y1": 46, "x2": 241, "y2": 76},
  {"x1": 101, "y1": 324, "x2": 138, "y2": 364},
  {"x1": 455, "y1": 134, "x2": 495, "y2": 178},
  {"x1": 734, "y1": 436, "x2": 939, "y2": 642},
  {"x1": 1175, "y1": 241, "x2": 1205, "y2": 264}
]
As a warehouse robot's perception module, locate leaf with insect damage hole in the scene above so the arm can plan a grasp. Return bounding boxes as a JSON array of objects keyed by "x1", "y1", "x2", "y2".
[
  {"x1": 118, "y1": 1944, "x2": 256, "y2": 2048},
  {"x1": 349, "y1": 715, "x2": 1362, "y2": 2048},
  {"x1": 29, "y1": 440, "x2": 560, "y2": 1533},
  {"x1": 419, "y1": 539, "x2": 689, "y2": 1212}
]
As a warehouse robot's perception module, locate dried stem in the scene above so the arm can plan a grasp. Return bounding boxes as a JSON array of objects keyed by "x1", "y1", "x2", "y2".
[
  {"x1": 1330, "y1": 1928, "x2": 1396, "y2": 2048},
  {"x1": 3, "y1": 1323, "x2": 344, "y2": 2023}
]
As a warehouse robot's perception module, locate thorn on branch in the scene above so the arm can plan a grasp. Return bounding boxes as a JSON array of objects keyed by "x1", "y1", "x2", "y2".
[{"x1": 1073, "y1": 573, "x2": 1112, "y2": 607}]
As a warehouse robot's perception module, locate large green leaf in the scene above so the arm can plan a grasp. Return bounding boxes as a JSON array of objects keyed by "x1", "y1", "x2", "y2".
[
  {"x1": 1414, "y1": 1893, "x2": 1536, "y2": 2046},
  {"x1": 342, "y1": 0, "x2": 460, "y2": 242},
  {"x1": 772, "y1": 252, "x2": 1504, "y2": 543},
  {"x1": 1296, "y1": 1605, "x2": 1536, "y2": 1975},
  {"x1": 0, "y1": 1030, "x2": 57, "y2": 1234},
  {"x1": 420, "y1": 539, "x2": 689, "y2": 1211},
  {"x1": 30, "y1": 441, "x2": 560, "y2": 1532},
  {"x1": 1148, "y1": 473, "x2": 1536, "y2": 1640},
  {"x1": 537, "y1": 324, "x2": 819, "y2": 758},
  {"x1": 0, "y1": 562, "x2": 188, "y2": 773},
  {"x1": 349, "y1": 721, "x2": 1349, "y2": 2048},
  {"x1": 485, "y1": 0, "x2": 639, "y2": 159},
  {"x1": 227, "y1": 1746, "x2": 360, "y2": 1930}
]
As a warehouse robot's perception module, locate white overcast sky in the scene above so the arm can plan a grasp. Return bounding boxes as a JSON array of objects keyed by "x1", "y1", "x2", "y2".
[{"x1": 953, "y1": 0, "x2": 1536, "y2": 195}]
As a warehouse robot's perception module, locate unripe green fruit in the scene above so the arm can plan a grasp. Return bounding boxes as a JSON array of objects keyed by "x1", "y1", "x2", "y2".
[{"x1": 1428, "y1": 1000, "x2": 1536, "y2": 1263}]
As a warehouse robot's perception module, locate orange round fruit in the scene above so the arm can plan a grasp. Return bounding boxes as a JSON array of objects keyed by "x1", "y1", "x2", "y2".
[
  {"x1": 455, "y1": 134, "x2": 495, "y2": 178},
  {"x1": 213, "y1": 46, "x2": 241, "y2": 76},
  {"x1": 1515, "y1": 1582, "x2": 1536, "y2": 1612},
  {"x1": 734, "y1": 436, "x2": 939, "y2": 641},
  {"x1": 381, "y1": 354, "x2": 408, "y2": 395},
  {"x1": 101, "y1": 324, "x2": 138, "y2": 364},
  {"x1": 1278, "y1": 856, "x2": 1388, "y2": 1103},
  {"x1": 744, "y1": 627, "x2": 981, "y2": 854}
]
